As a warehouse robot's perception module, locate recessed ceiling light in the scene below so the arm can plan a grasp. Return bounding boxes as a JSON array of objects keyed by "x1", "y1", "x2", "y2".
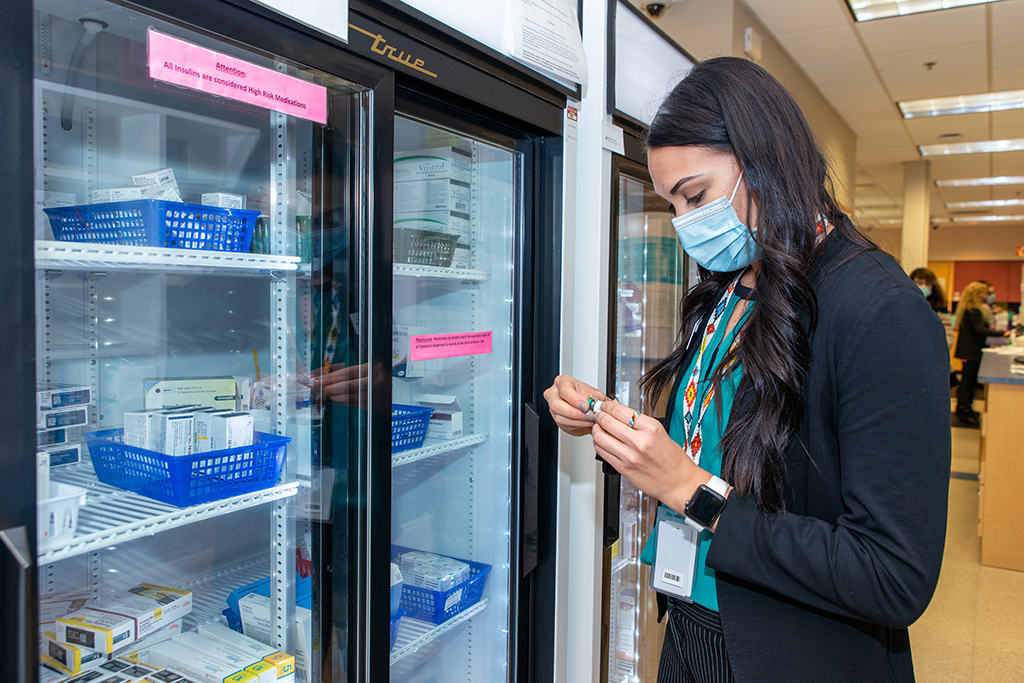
[
  {"x1": 951, "y1": 214, "x2": 1024, "y2": 222},
  {"x1": 935, "y1": 176, "x2": 1024, "y2": 187},
  {"x1": 918, "y1": 138, "x2": 1024, "y2": 156},
  {"x1": 846, "y1": 0, "x2": 1010, "y2": 22},
  {"x1": 946, "y1": 199, "x2": 1024, "y2": 209},
  {"x1": 898, "y1": 89, "x2": 1024, "y2": 118}
]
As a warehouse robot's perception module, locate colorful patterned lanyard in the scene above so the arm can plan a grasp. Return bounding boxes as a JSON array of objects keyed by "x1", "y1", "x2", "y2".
[
  {"x1": 681, "y1": 274, "x2": 743, "y2": 466},
  {"x1": 322, "y1": 281, "x2": 342, "y2": 371}
]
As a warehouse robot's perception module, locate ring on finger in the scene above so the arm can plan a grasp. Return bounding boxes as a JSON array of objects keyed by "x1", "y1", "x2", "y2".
[{"x1": 628, "y1": 410, "x2": 640, "y2": 428}]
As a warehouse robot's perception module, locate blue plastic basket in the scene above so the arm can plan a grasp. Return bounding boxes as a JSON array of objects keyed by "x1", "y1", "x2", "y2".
[
  {"x1": 84, "y1": 428, "x2": 290, "y2": 507},
  {"x1": 392, "y1": 546, "x2": 491, "y2": 625},
  {"x1": 390, "y1": 609, "x2": 404, "y2": 652},
  {"x1": 392, "y1": 404, "x2": 434, "y2": 453},
  {"x1": 44, "y1": 200, "x2": 259, "y2": 252}
]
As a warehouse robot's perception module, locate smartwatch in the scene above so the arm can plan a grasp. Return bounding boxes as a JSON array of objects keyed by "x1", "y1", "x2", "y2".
[{"x1": 683, "y1": 475, "x2": 729, "y2": 532}]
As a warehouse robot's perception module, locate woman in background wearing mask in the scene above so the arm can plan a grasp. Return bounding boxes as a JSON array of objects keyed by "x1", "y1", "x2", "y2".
[
  {"x1": 544, "y1": 57, "x2": 950, "y2": 682},
  {"x1": 911, "y1": 267, "x2": 948, "y2": 313},
  {"x1": 954, "y1": 281, "x2": 1011, "y2": 426}
]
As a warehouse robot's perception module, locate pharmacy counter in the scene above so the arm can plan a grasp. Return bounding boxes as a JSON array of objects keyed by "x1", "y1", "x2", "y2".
[{"x1": 977, "y1": 348, "x2": 1024, "y2": 571}]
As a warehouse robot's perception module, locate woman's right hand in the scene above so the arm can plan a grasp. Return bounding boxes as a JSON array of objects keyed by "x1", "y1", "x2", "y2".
[{"x1": 543, "y1": 375, "x2": 609, "y2": 437}]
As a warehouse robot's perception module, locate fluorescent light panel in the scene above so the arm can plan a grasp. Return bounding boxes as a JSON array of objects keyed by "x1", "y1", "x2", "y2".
[
  {"x1": 935, "y1": 176, "x2": 1024, "y2": 187},
  {"x1": 919, "y1": 138, "x2": 1024, "y2": 156},
  {"x1": 898, "y1": 89, "x2": 1024, "y2": 118},
  {"x1": 946, "y1": 199, "x2": 1024, "y2": 209},
  {"x1": 847, "y1": 0, "x2": 1008, "y2": 21},
  {"x1": 951, "y1": 214, "x2": 1024, "y2": 222}
]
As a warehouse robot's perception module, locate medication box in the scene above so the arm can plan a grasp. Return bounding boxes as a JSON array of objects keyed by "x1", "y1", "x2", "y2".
[
  {"x1": 41, "y1": 630, "x2": 106, "y2": 675},
  {"x1": 172, "y1": 632, "x2": 275, "y2": 683},
  {"x1": 394, "y1": 147, "x2": 472, "y2": 184},
  {"x1": 147, "y1": 640, "x2": 254, "y2": 683},
  {"x1": 153, "y1": 412, "x2": 194, "y2": 456},
  {"x1": 394, "y1": 179, "x2": 470, "y2": 214},
  {"x1": 39, "y1": 386, "x2": 92, "y2": 411},
  {"x1": 92, "y1": 187, "x2": 144, "y2": 203},
  {"x1": 392, "y1": 325, "x2": 426, "y2": 379},
  {"x1": 37, "y1": 405, "x2": 89, "y2": 432},
  {"x1": 415, "y1": 395, "x2": 463, "y2": 439},
  {"x1": 202, "y1": 193, "x2": 247, "y2": 210},
  {"x1": 41, "y1": 442, "x2": 82, "y2": 468},
  {"x1": 197, "y1": 623, "x2": 295, "y2": 683},
  {"x1": 144, "y1": 377, "x2": 239, "y2": 411},
  {"x1": 56, "y1": 584, "x2": 192, "y2": 654},
  {"x1": 131, "y1": 168, "x2": 177, "y2": 188},
  {"x1": 398, "y1": 551, "x2": 470, "y2": 592},
  {"x1": 205, "y1": 412, "x2": 254, "y2": 452}
]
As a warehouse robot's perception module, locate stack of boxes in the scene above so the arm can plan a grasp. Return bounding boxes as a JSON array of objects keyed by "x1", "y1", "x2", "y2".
[
  {"x1": 36, "y1": 386, "x2": 91, "y2": 549},
  {"x1": 393, "y1": 146, "x2": 473, "y2": 269},
  {"x1": 91, "y1": 168, "x2": 182, "y2": 204}
]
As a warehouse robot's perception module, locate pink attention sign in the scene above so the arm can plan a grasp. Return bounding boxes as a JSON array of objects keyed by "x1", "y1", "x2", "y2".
[
  {"x1": 148, "y1": 30, "x2": 327, "y2": 125},
  {"x1": 411, "y1": 331, "x2": 493, "y2": 362}
]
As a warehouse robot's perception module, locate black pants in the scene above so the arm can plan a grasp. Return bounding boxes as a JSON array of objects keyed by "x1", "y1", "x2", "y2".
[
  {"x1": 956, "y1": 359, "x2": 980, "y2": 415},
  {"x1": 658, "y1": 599, "x2": 734, "y2": 683}
]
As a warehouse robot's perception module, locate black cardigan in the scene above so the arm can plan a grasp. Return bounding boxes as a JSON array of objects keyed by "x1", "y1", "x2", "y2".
[
  {"x1": 658, "y1": 230, "x2": 951, "y2": 682},
  {"x1": 954, "y1": 307, "x2": 1002, "y2": 362}
]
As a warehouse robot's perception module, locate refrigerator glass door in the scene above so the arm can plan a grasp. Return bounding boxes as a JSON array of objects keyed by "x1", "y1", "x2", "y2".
[
  {"x1": 390, "y1": 116, "x2": 518, "y2": 682},
  {"x1": 605, "y1": 171, "x2": 689, "y2": 683},
  {"x1": 32, "y1": 2, "x2": 372, "y2": 681}
]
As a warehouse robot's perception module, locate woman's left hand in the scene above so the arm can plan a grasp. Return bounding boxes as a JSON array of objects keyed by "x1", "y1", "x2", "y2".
[{"x1": 593, "y1": 401, "x2": 706, "y2": 512}]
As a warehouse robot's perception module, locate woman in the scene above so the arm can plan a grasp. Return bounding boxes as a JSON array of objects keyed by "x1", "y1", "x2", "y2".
[
  {"x1": 545, "y1": 57, "x2": 950, "y2": 682},
  {"x1": 954, "y1": 280, "x2": 1010, "y2": 425},
  {"x1": 910, "y1": 267, "x2": 948, "y2": 313}
]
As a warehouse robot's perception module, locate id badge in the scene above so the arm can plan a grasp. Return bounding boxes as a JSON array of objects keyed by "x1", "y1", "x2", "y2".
[{"x1": 649, "y1": 505, "x2": 700, "y2": 600}]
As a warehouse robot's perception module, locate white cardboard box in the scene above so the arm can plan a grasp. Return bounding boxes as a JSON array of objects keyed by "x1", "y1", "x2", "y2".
[
  {"x1": 153, "y1": 413, "x2": 194, "y2": 456},
  {"x1": 202, "y1": 192, "x2": 246, "y2": 210},
  {"x1": 392, "y1": 325, "x2": 427, "y2": 379},
  {"x1": 131, "y1": 167, "x2": 176, "y2": 188},
  {"x1": 143, "y1": 377, "x2": 239, "y2": 411},
  {"x1": 394, "y1": 178, "x2": 470, "y2": 214},
  {"x1": 38, "y1": 386, "x2": 92, "y2": 411},
  {"x1": 146, "y1": 640, "x2": 248, "y2": 683},
  {"x1": 37, "y1": 405, "x2": 89, "y2": 432},
  {"x1": 197, "y1": 623, "x2": 295, "y2": 683},
  {"x1": 56, "y1": 584, "x2": 192, "y2": 654},
  {"x1": 173, "y1": 632, "x2": 275, "y2": 683},
  {"x1": 40, "y1": 630, "x2": 106, "y2": 675},
  {"x1": 416, "y1": 394, "x2": 464, "y2": 439},
  {"x1": 206, "y1": 412, "x2": 254, "y2": 452},
  {"x1": 394, "y1": 147, "x2": 472, "y2": 184}
]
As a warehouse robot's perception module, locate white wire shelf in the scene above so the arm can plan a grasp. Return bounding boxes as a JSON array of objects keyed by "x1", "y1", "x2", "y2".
[
  {"x1": 42, "y1": 461, "x2": 300, "y2": 564},
  {"x1": 35, "y1": 240, "x2": 302, "y2": 273},
  {"x1": 393, "y1": 263, "x2": 490, "y2": 282},
  {"x1": 391, "y1": 433, "x2": 488, "y2": 468},
  {"x1": 390, "y1": 599, "x2": 488, "y2": 666},
  {"x1": 178, "y1": 556, "x2": 271, "y2": 630}
]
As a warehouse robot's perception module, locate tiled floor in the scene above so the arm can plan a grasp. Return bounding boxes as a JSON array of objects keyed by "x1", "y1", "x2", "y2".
[{"x1": 910, "y1": 410, "x2": 1024, "y2": 682}]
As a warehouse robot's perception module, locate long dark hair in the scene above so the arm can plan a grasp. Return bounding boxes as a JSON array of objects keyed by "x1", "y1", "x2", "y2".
[
  {"x1": 909, "y1": 267, "x2": 947, "y2": 312},
  {"x1": 640, "y1": 57, "x2": 875, "y2": 514}
]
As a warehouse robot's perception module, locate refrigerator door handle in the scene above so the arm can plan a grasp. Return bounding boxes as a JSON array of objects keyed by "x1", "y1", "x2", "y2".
[
  {"x1": 0, "y1": 525, "x2": 33, "y2": 682},
  {"x1": 602, "y1": 470, "x2": 621, "y2": 549},
  {"x1": 521, "y1": 404, "x2": 540, "y2": 577}
]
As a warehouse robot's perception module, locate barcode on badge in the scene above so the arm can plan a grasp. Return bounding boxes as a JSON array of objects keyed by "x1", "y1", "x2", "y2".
[{"x1": 661, "y1": 569, "x2": 683, "y2": 587}]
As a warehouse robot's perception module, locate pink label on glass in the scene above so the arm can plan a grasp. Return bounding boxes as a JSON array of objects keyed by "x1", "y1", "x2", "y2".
[
  {"x1": 148, "y1": 30, "x2": 327, "y2": 125},
  {"x1": 410, "y1": 331, "x2": 493, "y2": 362}
]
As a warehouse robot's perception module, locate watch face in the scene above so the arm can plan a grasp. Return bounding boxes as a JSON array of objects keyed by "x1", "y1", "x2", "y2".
[{"x1": 687, "y1": 485, "x2": 727, "y2": 527}]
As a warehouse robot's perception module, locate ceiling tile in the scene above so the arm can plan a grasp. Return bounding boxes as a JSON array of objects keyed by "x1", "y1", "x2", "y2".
[
  {"x1": 774, "y1": 26, "x2": 865, "y2": 65},
  {"x1": 992, "y1": 109, "x2": 1024, "y2": 139},
  {"x1": 926, "y1": 153, "x2": 995, "y2": 177},
  {"x1": 743, "y1": 0, "x2": 849, "y2": 36},
  {"x1": 904, "y1": 113, "x2": 990, "y2": 145},
  {"x1": 803, "y1": 58, "x2": 878, "y2": 88},
  {"x1": 884, "y1": 71, "x2": 991, "y2": 102},
  {"x1": 855, "y1": 5, "x2": 986, "y2": 55},
  {"x1": 993, "y1": 38, "x2": 1024, "y2": 71},
  {"x1": 993, "y1": 65, "x2": 1024, "y2": 91},
  {"x1": 992, "y1": 150, "x2": 1024, "y2": 174},
  {"x1": 854, "y1": 119, "x2": 912, "y2": 140},
  {"x1": 991, "y1": 0, "x2": 1024, "y2": 42},
  {"x1": 874, "y1": 42, "x2": 986, "y2": 83}
]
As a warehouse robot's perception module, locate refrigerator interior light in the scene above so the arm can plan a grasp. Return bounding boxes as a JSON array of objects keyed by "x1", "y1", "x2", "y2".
[
  {"x1": 846, "y1": 0, "x2": 1008, "y2": 21},
  {"x1": 898, "y1": 89, "x2": 1024, "y2": 118},
  {"x1": 918, "y1": 138, "x2": 1024, "y2": 156},
  {"x1": 945, "y1": 199, "x2": 1024, "y2": 209},
  {"x1": 935, "y1": 176, "x2": 1024, "y2": 187}
]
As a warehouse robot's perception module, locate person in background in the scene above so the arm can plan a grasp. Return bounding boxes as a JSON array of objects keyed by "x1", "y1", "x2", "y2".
[
  {"x1": 545, "y1": 57, "x2": 950, "y2": 683},
  {"x1": 954, "y1": 281, "x2": 1011, "y2": 426},
  {"x1": 910, "y1": 267, "x2": 948, "y2": 313},
  {"x1": 979, "y1": 280, "x2": 1003, "y2": 327}
]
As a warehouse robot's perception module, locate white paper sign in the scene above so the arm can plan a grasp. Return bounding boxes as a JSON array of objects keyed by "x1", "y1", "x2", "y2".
[
  {"x1": 504, "y1": 0, "x2": 588, "y2": 86},
  {"x1": 250, "y1": 0, "x2": 349, "y2": 44},
  {"x1": 602, "y1": 120, "x2": 625, "y2": 155}
]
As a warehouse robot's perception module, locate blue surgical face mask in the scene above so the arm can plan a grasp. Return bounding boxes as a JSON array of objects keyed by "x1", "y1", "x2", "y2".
[
  {"x1": 671, "y1": 172, "x2": 761, "y2": 272},
  {"x1": 918, "y1": 285, "x2": 932, "y2": 298}
]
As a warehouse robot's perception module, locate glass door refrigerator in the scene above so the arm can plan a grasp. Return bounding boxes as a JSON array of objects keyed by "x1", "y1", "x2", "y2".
[
  {"x1": 600, "y1": 155, "x2": 696, "y2": 683},
  {"x1": 0, "y1": 1, "x2": 568, "y2": 681}
]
